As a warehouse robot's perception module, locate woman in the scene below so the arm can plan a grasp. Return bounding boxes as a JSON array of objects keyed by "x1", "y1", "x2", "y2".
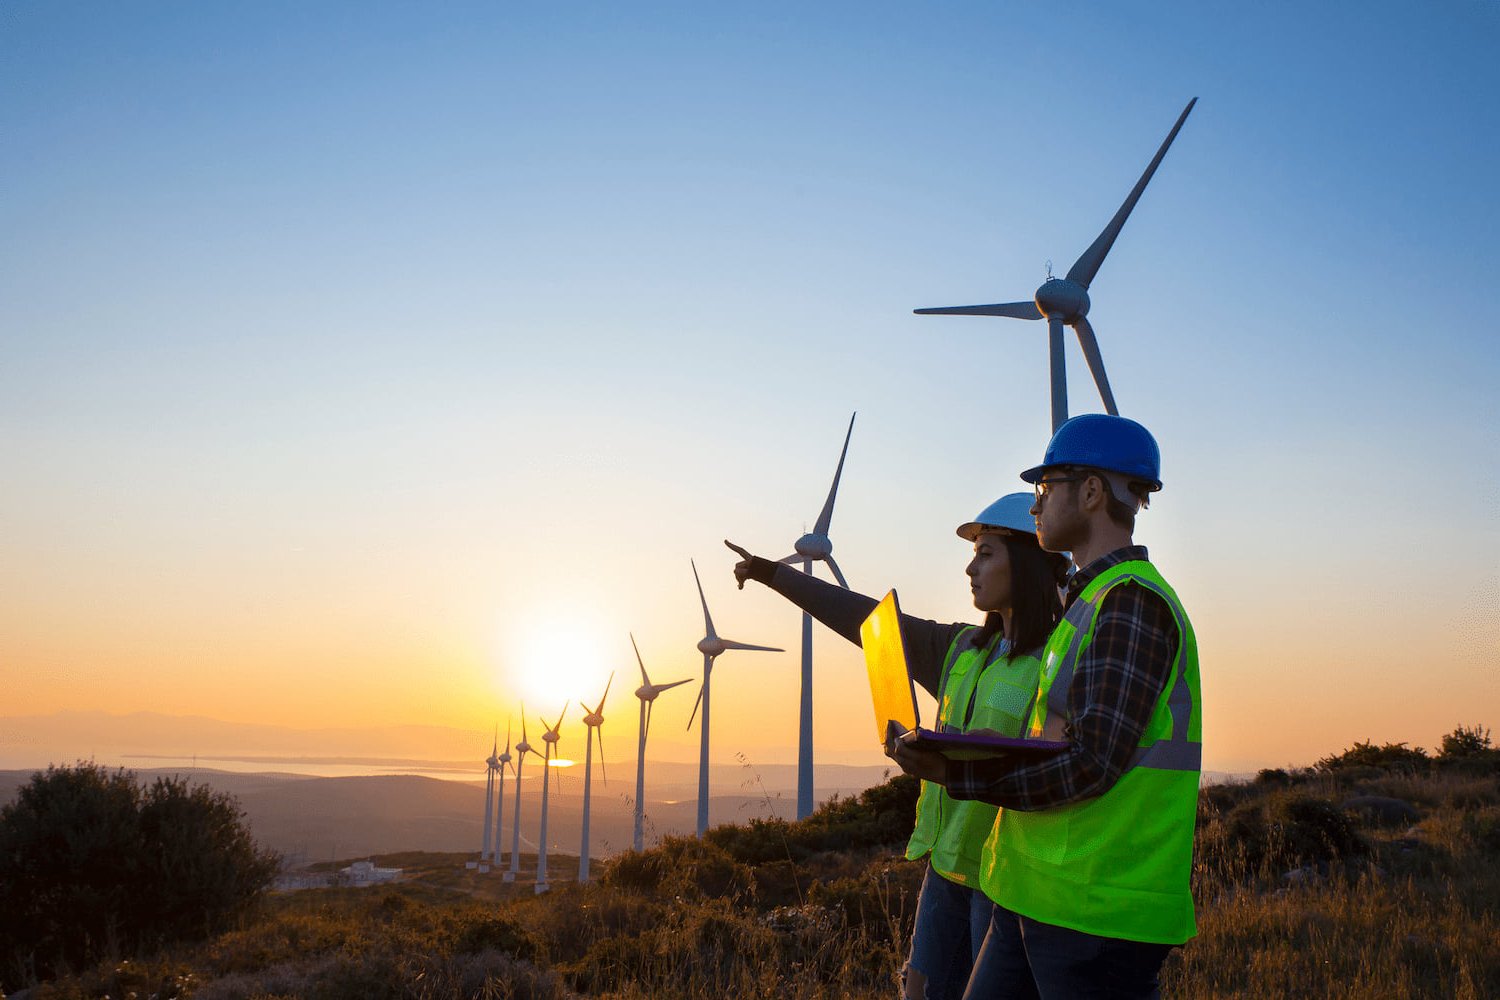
[{"x1": 725, "y1": 493, "x2": 1071, "y2": 1000}]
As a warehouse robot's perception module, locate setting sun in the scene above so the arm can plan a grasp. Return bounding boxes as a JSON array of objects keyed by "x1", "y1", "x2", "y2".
[{"x1": 496, "y1": 613, "x2": 616, "y2": 716}]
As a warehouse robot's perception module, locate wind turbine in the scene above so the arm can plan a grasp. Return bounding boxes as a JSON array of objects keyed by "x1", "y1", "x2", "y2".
[
  {"x1": 490, "y1": 723, "x2": 512, "y2": 871},
  {"x1": 687, "y1": 559, "x2": 782, "y2": 838},
  {"x1": 915, "y1": 98, "x2": 1197, "y2": 432},
  {"x1": 578, "y1": 673, "x2": 613, "y2": 883},
  {"x1": 630, "y1": 633, "x2": 691, "y2": 852},
  {"x1": 504, "y1": 709, "x2": 537, "y2": 884},
  {"x1": 476, "y1": 729, "x2": 500, "y2": 872},
  {"x1": 776, "y1": 411, "x2": 855, "y2": 820},
  {"x1": 535, "y1": 704, "x2": 567, "y2": 894}
]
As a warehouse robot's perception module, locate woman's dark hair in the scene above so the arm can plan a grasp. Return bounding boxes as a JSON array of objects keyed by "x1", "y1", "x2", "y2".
[{"x1": 974, "y1": 533, "x2": 1069, "y2": 656}]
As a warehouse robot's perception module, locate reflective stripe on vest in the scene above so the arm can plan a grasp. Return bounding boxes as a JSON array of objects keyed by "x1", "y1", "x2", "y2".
[
  {"x1": 984, "y1": 560, "x2": 1201, "y2": 945},
  {"x1": 907, "y1": 628, "x2": 1042, "y2": 885}
]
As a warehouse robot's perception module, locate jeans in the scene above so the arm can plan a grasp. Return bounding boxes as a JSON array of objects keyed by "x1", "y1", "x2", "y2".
[
  {"x1": 961, "y1": 904, "x2": 1174, "y2": 999},
  {"x1": 903, "y1": 864, "x2": 995, "y2": 1000}
]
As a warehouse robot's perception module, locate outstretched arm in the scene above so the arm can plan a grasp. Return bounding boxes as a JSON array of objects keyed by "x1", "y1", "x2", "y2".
[{"x1": 725, "y1": 540, "x2": 966, "y2": 696}]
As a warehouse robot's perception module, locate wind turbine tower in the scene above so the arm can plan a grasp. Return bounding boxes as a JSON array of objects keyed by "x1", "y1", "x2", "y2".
[
  {"x1": 778, "y1": 411, "x2": 855, "y2": 820},
  {"x1": 579, "y1": 673, "x2": 613, "y2": 883},
  {"x1": 687, "y1": 560, "x2": 783, "y2": 838},
  {"x1": 504, "y1": 710, "x2": 537, "y2": 884},
  {"x1": 490, "y1": 723, "x2": 512, "y2": 871},
  {"x1": 535, "y1": 704, "x2": 567, "y2": 894},
  {"x1": 630, "y1": 633, "x2": 691, "y2": 852},
  {"x1": 915, "y1": 99, "x2": 1197, "y2": 432}
]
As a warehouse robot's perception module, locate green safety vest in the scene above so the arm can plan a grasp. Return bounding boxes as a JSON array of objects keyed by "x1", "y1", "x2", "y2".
[
  {"x1": 980, "y1": 559, "x2": 1201, "y2": 944},
  {"x1": 906, "y1": 627, "x2": 1043, "y2": 885}
]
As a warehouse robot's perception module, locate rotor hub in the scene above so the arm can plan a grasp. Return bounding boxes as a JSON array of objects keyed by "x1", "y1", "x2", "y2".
[
  {"x1": 794, "y1": 533, "x2": 831, "y2": 559},
  {"x1": 1033, "y1": 278, "x2": 1090, "y2": 322},
  {"x1": 697, "y1": 637, "x2": 725, "y2": 656}
]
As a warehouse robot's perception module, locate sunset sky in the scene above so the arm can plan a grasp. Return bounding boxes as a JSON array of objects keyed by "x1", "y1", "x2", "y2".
[{"x1": 4, "y1": 2, "x2": 1497, "y2": 777}]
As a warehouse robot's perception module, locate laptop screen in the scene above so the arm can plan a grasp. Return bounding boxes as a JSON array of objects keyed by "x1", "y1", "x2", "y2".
[{"x1": 859, "y1": 590, "x2": 920, "y2": 745}]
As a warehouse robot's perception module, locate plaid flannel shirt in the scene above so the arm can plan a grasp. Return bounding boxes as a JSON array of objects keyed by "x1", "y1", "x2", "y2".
[{"x1": 945, "y1": 545, "x2": 1180, "y2": 810}]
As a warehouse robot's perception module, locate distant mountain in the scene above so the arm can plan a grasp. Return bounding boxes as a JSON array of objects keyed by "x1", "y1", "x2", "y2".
[{"x1": 0, "y1": 766, "x2": 824, "y2": 864}]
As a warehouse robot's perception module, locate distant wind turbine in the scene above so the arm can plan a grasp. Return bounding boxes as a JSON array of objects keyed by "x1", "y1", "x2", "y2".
[
  {"x1": 777, "y1": 411, "x2": 855, "y2": 820},
  {"x1": 630, "y1": 633, "x2": 691, "y2": 852},
  {"x1": 915, "y1": 98, "x2": 1197, "y2": 432},
  {"x1": 687, "y1": 560, "x2": 782, "y2": 838},
  {"x1": 578, "y1": 673, "x2": 613, "y2": 883},
  {"x1": 535, "y1": 704, "x2": 567, "y2": 894},
  {"x1": 504, "y1": 709, "x2": 537, "y2": 884},
  {"x1": 491, "y1": 722, "x2": 512, "y2": 871},
  {"x1": 478, "y1": 729, "x2": 501, "y2": 872}
]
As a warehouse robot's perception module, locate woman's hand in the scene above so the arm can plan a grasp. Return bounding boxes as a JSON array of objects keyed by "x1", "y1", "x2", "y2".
[
  {"x1": 724, "y1": 539, "x2": 757, "y2": 590},
  {"x1": 884, "y1": 722, "x2": 949, "y2": 784}
]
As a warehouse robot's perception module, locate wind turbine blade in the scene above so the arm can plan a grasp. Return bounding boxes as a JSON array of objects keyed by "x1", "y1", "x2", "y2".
[
  {"x1": 1066, "y1": 98, "x2": 1197, "y2": 290},
  {"x1": 777, "y1": 554, "x2": 801, "y2": 565},
  {"x1": 1048, "y1": 316, "x2": 1069, "y2": 433},
  {"x1": 914, "y1": 302, "x2": 1043, "y2": 320},
  {"x1": 691, "y1": 559, "x2": 717, "y2": 639},
  {"x1": 600, "y1": 670, "x2": 615, "y2": 709},
  {"x1": 645, "y1": 700, "x2": 653, "y2": 740},
  {"x1": 521, "y1": 706, "x2": 528, "y2": 746},
  {"x1": 823, "y1": 554, "x2": 850, "y2": 589},
  {"x1": 687, "y1": 684, "x2": 704, "y2": 730},
  {"x1": 720, "y1": 640, "x2": 784, "y2": 653},
  {"x1": 1072, "y1": 316, "x2": 1119, "y2": 415},
  {"x1": 812, "y1": 412, "x2": 856, "y2": 536},
  {"x1": 658, "y1": 678, "x2": 692, "y2": 693},
  {"x1": 631, "y1": 632, "x2": 652, "y2": 687},
  {"x1": 505, "y1": 718, "x2": 512, "y2": 754}
]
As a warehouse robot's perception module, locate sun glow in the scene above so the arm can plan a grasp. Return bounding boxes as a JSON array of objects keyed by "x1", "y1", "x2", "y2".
[{"x1": 496, "y1": 612, "x2": 617, "y2": 717}]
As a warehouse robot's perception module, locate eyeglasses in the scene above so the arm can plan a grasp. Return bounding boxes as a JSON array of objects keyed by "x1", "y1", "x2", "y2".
[{"x1": 1033, "y1": 475, "x2": 1084, "y2": 502}]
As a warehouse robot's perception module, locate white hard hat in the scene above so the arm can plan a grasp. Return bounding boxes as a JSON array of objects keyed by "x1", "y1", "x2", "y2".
[{"x1": 955, "y1": 493, "x2": 1038, "y2": 542}]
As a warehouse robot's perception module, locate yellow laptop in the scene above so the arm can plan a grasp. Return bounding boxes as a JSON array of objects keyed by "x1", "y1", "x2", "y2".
[{"x1": 860, "y1": 590, "x2": 1069, "y2": 760}]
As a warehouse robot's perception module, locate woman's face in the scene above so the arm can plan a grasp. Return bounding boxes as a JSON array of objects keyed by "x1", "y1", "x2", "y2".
[{"x1": 966, "y1": 532, "x2": 1013, "y2": 613}]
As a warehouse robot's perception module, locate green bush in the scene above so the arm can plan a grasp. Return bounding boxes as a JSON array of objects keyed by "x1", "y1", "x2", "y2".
[{"x1": 0, "y1": 763, "x2": 279, "y2": 990}]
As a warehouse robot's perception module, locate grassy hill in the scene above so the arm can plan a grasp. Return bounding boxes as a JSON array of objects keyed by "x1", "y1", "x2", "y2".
[{"x1": 5, "y1": 733, "x2": 1498, "y2": 999}]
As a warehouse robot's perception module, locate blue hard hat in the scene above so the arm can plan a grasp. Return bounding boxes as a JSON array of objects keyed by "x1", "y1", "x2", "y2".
[{"x1": 1019, "y1": 414, "x2": 1163, "y2": 491}]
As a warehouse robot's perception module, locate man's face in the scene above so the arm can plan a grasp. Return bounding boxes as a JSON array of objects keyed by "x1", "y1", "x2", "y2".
[{"x1": 1029, "y1": 468, "x2": 1088, "y2": 553}]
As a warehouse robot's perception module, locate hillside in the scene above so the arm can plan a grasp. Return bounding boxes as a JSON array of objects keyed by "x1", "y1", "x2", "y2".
[{"x1": 5, "y1": 731, "x2": 1496, "y2": 999}]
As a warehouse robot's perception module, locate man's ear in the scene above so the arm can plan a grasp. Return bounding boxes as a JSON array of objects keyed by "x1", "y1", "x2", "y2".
[{"x1": 1079, "y1": 472, "x2": 1108, "y2": 513}]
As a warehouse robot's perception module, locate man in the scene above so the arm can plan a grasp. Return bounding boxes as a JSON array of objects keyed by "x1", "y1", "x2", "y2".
[{"x1": 888, "y1": 414, "x2": 1201, "y2": 1000}]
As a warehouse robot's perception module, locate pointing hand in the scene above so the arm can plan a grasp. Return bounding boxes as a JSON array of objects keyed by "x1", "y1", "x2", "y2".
[{"x1": 723, "y1": 539, "x2": 755, "y2": 589}]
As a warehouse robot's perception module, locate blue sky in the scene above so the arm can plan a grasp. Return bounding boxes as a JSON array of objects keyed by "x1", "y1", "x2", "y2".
[{"x1": 3, "y1": 2, "x2": 1497, "y2": 773}]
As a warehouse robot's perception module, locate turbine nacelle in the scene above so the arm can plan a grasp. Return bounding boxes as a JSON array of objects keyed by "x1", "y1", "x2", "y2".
[
  {"x1": 583, "y1": 709, "x2": 605, "y2": 727},
  {"x1": 793, "y1": 532, "x2": 833, "y2": 560},
  {"x1": 697, "y1": 636, "x2": 727, "y2": 657},
  {"x1": 499, "y1": 750, "x2": 512, "y2": 765},
  {"x1": 1034, "y1": 277, "x2": 1090, "y2": 323},
  {"x1": 486, "y1": 753, "x2": 500, "y2": 769},
  {"x1": 516, "y1": 740, "x2": 534, "y2": 756}
]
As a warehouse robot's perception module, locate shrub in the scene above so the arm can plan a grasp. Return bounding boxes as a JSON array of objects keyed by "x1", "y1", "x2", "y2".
[
  {"x1": 0, "y1": 763, "x2": 279, "y2": 990},
  {"x1": 1198, "y1": 790, "x2": 1368, "y2": 881},
  {"x1": 1439, "y1": 724, "x2": 1493, "y2": 758},
  {"x1": 1316, "y1": 740, "x2": 1431, "y2": 774}
]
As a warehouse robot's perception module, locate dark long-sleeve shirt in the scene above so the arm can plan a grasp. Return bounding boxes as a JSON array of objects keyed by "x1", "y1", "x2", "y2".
[
  {"x1": 945, "y1": 546, "x2": 1179, "y2": 811},
  {"x1": 754, "y1": 560, "x2": 987, "y2": 700}
]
